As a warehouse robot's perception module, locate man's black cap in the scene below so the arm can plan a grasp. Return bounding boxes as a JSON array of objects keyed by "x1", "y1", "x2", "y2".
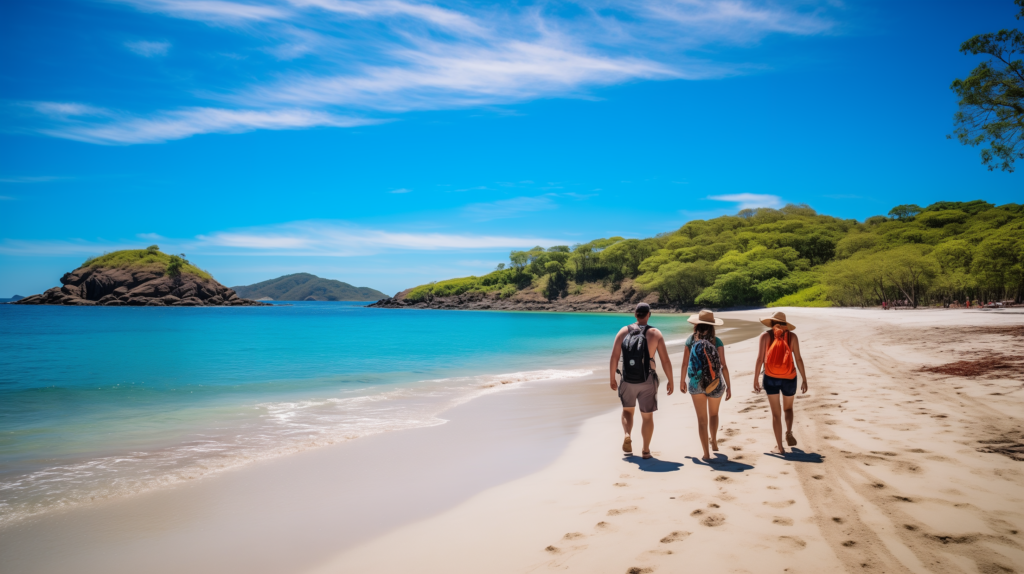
[{"x1": 635, "y1": 302, "x2": 651, "y2": 315}]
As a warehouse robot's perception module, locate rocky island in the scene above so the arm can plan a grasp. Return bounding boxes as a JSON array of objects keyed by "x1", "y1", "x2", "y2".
[{"x1": 14, "y1": 246, "x2": 268, "y2": 307}]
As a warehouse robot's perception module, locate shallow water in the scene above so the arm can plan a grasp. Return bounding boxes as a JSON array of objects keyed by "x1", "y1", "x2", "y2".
[{"x1": 0, "y1": 302, "x2": 694, "y2": 526}]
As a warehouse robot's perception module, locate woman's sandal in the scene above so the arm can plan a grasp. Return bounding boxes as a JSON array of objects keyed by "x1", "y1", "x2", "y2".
[
  {"x1": 642, "y1": 451, "x2": 652, "y2": 459},
  {"x1": 622, "y1": 436, "x2": 632, "y2": 454}
]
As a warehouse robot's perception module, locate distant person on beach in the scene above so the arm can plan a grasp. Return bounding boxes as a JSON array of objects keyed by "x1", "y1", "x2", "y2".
[
  {"x1": 609, "y1": 302, "x2": 674, "y2": 459},
  {"x1": 679, "y1": 310, "x2": 731, "y2": 461},
  {"x1": 753, "y1": 311, "x2": 808, "y2": 455}
]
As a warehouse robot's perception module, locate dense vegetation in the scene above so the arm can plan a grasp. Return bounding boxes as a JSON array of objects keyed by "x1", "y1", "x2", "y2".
[
  {"x1": 232, "y1": 273, "x2": 387, "y2": 301},
  {"x1": 404, "y1": 201, "x2": 1024, "y2": 308},
  {"x1": 84, "y1": 246, "x2": 212, "y2": 280},
  {"x1": 949, "y1": 0, "x2": 1024, "y2": 172}
]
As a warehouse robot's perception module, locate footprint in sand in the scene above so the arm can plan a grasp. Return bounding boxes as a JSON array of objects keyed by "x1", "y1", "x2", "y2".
[
  {"x1": 563, "y1": 532, "x2": 585, "y2": 540},
  {"x1": 764, "y1": 500, "x2": 796, "y2": 508},
  {"x1": 608, "y1": 506, "x2": 638, "y2": 516},
  {"x1": 545, "y1": 545, "x2": 560, "y2": 553},
  {"x1": 715, "y1": 476, "x2": 730, "y2": 482},
  {"x1": 614, "y1": 482, "x2": 628, "y2": 487},
  {"x1": 701, "y1": 514, "x2": 726, "y2": 527},
  {"x1": 842, "y1": 540, "x2": 856, "y2": 547},
  {"x1": 596, "y1": 521, "x2": 610, "y2": 529},
  {"x1": 833, "y1": 517, "x2": 844, "y2": 524},
  {"x1": 660, "y1": 531, "x2": 690, "y2": 543},
  {"x1": 626, "y1": 568, "x2": 653, "y2": 574},
  {"x1": 777, "y1": 536, "x2": 807, "y2": 551},
  {"x1": 773, "y1": 517, "x2": 793, "y2": 526},
  {"x1": 707, "y1": 503, "x2": 720, "y2": 508},
  {"x1": 690, "y1": 509, "x2": 704, "y2": 516}
]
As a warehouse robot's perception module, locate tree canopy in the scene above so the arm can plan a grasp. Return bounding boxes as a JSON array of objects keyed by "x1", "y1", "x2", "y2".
[
  {"x1": 950, "y1": 0, "x2": 1024, "y2": 172},
  {"x1": 401, "y1": 201, "x2": 1024, "y2": 309}
]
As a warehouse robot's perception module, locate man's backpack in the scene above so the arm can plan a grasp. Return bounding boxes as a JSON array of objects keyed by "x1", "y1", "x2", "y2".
[
  {"x1": 691, "y1": 338, "x2": 722, "y2": 393},
  {"x1": 620, "y1": 324, "x2": 651, "y2": 383}
]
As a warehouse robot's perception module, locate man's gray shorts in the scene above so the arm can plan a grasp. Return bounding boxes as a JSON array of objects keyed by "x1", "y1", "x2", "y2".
[{"x1": 618, "y1": 373, "x2": 659, "y2": 413}]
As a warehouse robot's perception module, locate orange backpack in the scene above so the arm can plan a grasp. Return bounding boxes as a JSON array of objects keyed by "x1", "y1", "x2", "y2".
[{"x1": 764, "y1": 326, "x2": 796, "y2": 379}]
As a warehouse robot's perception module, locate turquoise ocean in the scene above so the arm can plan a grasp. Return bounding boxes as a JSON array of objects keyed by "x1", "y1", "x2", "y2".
[{"x1": 0, "y1": 303, "x2": 694, "y2": 527}]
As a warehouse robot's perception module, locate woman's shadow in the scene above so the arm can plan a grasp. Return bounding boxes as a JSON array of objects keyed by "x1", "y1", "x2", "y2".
[
  {"x1": 687, "y1": 453, "x2": 754, "y2": 472},
  {"x1": 763, "y1": 448, "x2": 824, "y2": 463},
  {"x1": 623, "y1": 454, "x2": 684, "y2": 472}
]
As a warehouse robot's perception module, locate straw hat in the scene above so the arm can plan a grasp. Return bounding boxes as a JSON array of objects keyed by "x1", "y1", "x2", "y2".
[
  {"x1": 687, "y1": 309, "x2": 723, "y2": 326},
  {"x1": 759, "y1": 310, "x2": 796, "y2": 330}
]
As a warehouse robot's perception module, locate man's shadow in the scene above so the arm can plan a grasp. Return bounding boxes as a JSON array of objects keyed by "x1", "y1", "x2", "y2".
[
  {"x1": 763, "y1": 448, "x2": 824, "y2": 463},
  {"x1": 687, "y1": 453, "x2": 754, "y2": 472},
  {"x1": 623, "y1": 455, "x2": 684, "y2": 472}
]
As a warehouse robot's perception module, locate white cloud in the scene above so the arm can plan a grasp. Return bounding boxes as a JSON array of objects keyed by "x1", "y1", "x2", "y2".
[
  {"x1": 38, "y1": 106, "x2": 381, "y2": 144},
  {"x1": 463, "y1": 195, "x2": 557, "y2": 221},
  {"x1": 28, "y1": 1, "x2": 836, "y2": 144},
  {"x1": 114, "y1": 0, "x2": 288, "y2": 23},
  {"x1": 708, "y1": 193, "x2": 784, "y2": 210},
  {"x1": 125, "y1": 40, "x2": 171, "y2": 57},
  {"x1": 0, "y1": 221, "x2": 566, "y2": 257},
  {"x1": 29, "y1": 102, "x2": 109, "y2": 117},
  {"x1": 197, "y1": 221, "x2": 565, "y2": 255},
  {"x1": 289, "y1": 0, "x2": 486, "y2": 35},
  {"x1": 0, "y1": 176, "x2": 65, "y2": 183}
]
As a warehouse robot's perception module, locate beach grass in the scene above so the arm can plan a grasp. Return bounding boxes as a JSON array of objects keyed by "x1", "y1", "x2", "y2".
[{"x1": 83, "y1": 247, "x2": 212, "y2": 280}]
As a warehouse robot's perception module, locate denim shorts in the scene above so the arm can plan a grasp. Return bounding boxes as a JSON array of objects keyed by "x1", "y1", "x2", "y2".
[{"x1": 763, "y1": 374, "x2": 797, "y2": 396}]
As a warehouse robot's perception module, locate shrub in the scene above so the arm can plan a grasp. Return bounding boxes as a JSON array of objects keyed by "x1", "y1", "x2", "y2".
[
  {"x1": 767, "y1": 285, "x2": 831, "y2": 307},
  {"x1": 499, "y1": 284, "x2": 517, "y2": 299}
]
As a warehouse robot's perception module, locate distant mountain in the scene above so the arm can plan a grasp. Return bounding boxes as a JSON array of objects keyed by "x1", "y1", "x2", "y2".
[
  {"x1": 0, "y1": 295, "x2": 24, "y2": 303},
  {"x1": 231, "y1": 273, "x2": 387, "y2": 301}
]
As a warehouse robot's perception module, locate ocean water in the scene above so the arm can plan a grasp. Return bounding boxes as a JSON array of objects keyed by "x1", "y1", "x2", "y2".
[{"x1": 0, "y1": 302, "x2": 694, "y2": 527}]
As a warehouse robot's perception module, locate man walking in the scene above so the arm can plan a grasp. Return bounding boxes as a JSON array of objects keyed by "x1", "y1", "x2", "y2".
[{"x1": 609, "y1": 302, "x2": 674, "y2": 459}]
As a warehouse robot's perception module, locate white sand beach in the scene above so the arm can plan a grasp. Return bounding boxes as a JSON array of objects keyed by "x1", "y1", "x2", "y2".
[{"x1": 2, "y1": 308, "x2": 1022, "y2": 574}]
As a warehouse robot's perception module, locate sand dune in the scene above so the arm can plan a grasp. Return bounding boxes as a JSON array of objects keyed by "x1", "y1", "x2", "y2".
[{"x1": 311, "y1": 308, "x2": 1024, "y2": 574}]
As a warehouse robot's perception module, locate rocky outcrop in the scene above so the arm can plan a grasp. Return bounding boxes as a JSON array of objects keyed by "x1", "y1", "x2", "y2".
[
  {"x1": 14, "y1": 265, "x2": 268, "y2": 307},
  {"x1": 369, "y1": 279, "x2": 666, "y2": 313}
]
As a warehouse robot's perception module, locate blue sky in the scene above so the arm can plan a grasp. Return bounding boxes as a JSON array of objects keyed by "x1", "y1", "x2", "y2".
[{"x1": 1, "y1": 0, "x2": 1021, "y2": 297}]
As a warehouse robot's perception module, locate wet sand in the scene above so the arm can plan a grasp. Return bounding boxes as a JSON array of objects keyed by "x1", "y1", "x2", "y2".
[
  {"x1": 5, "y1": 310, "x2": 1022, "y2": 573},
  {"x1": 311, "y1": 308, "x2": 1024, "y2": 574},
  {"x1": 0, "y1": 316, "x2": 757, "y2": 574}
]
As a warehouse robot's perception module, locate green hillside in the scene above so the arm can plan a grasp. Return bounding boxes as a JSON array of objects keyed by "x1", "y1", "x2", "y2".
[
  {"x1": 231, "y1": 273, "x2": 387, "y2": 301},
  {"x1": 84, "y1": 246, "x2": 212, "y2": 279},
  {"x1": 401, "y1": 201, "x2": 1024, "y2": 308}
]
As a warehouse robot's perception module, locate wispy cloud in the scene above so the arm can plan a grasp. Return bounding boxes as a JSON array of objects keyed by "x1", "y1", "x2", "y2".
[
  {"x1": 389, "y1": 188, "x2": 412, "y2": 193},
  {"x1": 0, "y1": 176, "x2": 66, "y2": 184},
  {"x1": 26, "y1": 0, "x2": 837, "y2": 144},
  {"x1": 0, "y1": 196, "x2": 14, "y2": 200},
  {"x1": 125, "y1": 40, "x2": 171, "y2": 57},
  {"x1": 114, "y1": 0, "x2": 288, "y2": 23},
  {"x1": 197, "y1": 221, "x2": 564, "y2": 254},
  {"x1": 0, "y1": 221, "x2": 565, "y2": 257},
  {"x1": 463, "y1": 195, "x2": 557, "y2": 221},
  {"x1": 708, "y1": 193, "x2": 784, "y2": 210},
  {"x1": 34, "y1": 104, "x2": 381, "y2": 144}
]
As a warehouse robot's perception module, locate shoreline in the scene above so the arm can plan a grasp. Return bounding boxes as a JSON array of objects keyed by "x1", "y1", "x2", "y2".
[
  {"x1": 3, "y1": 309, "x2": 1022, "y2": 573},
  {"x1": 313, "y1": 308, "x2": 1024, "y2": 574},
  {"x1": 0, "y1": 317, "x2": 760, "y2": 574}
]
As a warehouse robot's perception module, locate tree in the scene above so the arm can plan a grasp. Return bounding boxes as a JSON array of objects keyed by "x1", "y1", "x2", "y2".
[
  {"x1": 888, "y1": 204, "x2": 923, "y2": 220},
  {"x1": 949, "y1": 0, "x2": 1024, "y2": 172}
]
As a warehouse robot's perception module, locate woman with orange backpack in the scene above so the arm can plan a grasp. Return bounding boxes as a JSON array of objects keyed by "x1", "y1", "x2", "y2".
[{"x1": 753, "y1": 311, "x2": 808, "y2": 455}]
